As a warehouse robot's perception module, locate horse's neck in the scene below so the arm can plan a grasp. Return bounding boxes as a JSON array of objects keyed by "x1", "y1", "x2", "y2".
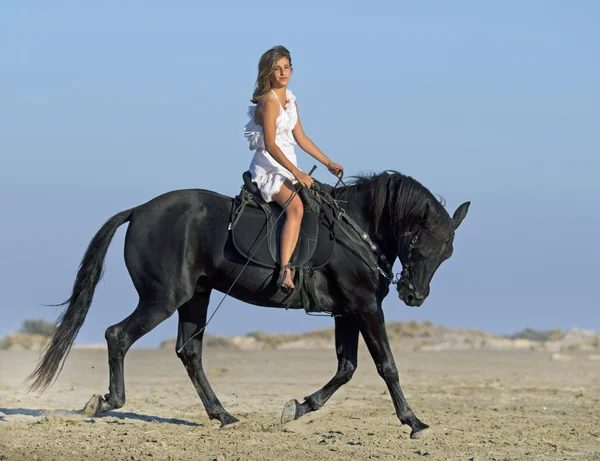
[
  {"x1": 343, "y1": 191, "x2": 375, "y2": 230},
  {"x1": 348, "y1": 181, "x2": 431, "y2": 251},
  {"x1": 344, "y1": 188, "x2": 398, "y2": 257}
]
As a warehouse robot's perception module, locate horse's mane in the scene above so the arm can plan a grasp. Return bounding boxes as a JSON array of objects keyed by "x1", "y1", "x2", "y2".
[{"x1": 333, "y1": 171, "x2": 451, "y2": 241}]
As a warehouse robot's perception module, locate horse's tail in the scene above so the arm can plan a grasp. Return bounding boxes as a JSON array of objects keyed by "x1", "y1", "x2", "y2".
[{"x1": 28, "y1": 208, "x2": 134, "y2": 391}]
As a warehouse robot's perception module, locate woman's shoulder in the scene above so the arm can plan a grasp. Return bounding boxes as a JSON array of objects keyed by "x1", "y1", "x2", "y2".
[
  {"x1": 258, "y1": 91, "x2": 280, "y2": 105},
  {"x1": 256, "y1": 92, "x2": 281, "y2": 112}
]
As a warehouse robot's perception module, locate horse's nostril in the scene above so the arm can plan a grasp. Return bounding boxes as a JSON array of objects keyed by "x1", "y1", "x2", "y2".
[{"x1": 407, "y1": 294, "x2": 414, "y2": 304}]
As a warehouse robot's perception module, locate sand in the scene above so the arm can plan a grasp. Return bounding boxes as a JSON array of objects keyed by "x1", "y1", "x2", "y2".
[{"x1": 1, "y1": 347, "x2": 599, "y2": 460}]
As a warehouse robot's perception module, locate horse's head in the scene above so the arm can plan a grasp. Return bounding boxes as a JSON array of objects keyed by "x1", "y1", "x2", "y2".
[
  {"x1": 397, "y1": 202, "x2": 470, "y2": 306},
  {"x1": 332, "y1": 171, "x2": 470, "y2": 307}
]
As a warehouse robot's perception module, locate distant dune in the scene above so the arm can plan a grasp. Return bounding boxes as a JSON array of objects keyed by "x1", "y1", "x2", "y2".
[
  {"x1": 2, "y1": 321, "x2": 599, "y2": 353},
  {"x1": 157, "y1": 321, "x2": 600, "y2": 353},
  {"x1": 0, "y1": 333, "x2": 48, "y2": 351}
]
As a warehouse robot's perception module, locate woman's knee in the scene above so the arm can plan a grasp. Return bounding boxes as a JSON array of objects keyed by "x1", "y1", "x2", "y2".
[{"x1": 285, "y1": 197, "x2": 304, "y2": 220}]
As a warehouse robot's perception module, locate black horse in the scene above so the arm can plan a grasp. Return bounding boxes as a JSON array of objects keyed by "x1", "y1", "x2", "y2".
[{"x1": 29, "y1": 171, "x2": 469, "y2": 439}]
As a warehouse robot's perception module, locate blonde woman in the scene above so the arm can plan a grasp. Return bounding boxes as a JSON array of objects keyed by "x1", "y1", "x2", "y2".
[{"x1": 244, "y1": 45, "x2": 344, "y2": 293}]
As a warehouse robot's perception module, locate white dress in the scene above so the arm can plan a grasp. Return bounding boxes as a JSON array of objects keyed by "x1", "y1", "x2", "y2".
[{"x1": 244, "y1": 88, "x2": 301, "y2": 203}]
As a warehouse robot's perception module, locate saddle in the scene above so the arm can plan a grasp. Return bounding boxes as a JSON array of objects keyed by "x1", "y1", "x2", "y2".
[{"x1": 230, "y1": 172, "x2": 335, "y2": 271}]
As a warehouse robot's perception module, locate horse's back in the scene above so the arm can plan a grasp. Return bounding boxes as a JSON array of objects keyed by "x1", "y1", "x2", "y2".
[
  {"x1": 129, "y1": 188, "x2": 232, "y2": 225},
  {"x1": 136, "y1": 188, "x2": 231, "y2": 210},
  {"x1": 123, "y1": 188, "x2": 233, "y2": 281}
]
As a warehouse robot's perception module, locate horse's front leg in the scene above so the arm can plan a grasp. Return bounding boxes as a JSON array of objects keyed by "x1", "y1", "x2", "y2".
[
  {"x1": 281, "y1": 315, "x2": 359, "y2": 423},
  {"x1": 358, "y1": 306, "x2": 430, "y2": 439}
]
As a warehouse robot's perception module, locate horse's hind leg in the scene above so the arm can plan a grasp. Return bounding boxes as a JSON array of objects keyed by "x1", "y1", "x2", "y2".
[
  {"x1": 176, "y1": 288, "x2": 238, "y2": 427},
  {"x1": 82, "y1": 299, "x2": 179, "y2": 416},
  {"x1": 281, "y1": 316, "x2": 359, "y2": 423}
]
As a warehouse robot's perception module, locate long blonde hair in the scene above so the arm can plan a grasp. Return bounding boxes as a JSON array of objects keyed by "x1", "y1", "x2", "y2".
[{"x1": 251, "y1": 46, "x2": 293, "y2": 104}]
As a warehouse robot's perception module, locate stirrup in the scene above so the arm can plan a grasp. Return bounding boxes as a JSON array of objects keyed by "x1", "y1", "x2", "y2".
[{"x1": 277, "y1": 264, "x2": 296, "y2": 294}]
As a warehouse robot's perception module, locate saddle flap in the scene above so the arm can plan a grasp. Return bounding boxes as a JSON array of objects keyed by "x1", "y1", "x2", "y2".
[
  {"x1": 231, "y1": 204, "x2": 278, "y2": 266},
  {"x1": 230, "y1": 186, "x2": 334, "y2": 269}
]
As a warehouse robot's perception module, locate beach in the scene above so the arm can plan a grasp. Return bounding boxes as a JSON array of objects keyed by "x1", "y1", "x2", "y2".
[{"x1": 1, "y1": 346, "x2": 599, "y2": 460}]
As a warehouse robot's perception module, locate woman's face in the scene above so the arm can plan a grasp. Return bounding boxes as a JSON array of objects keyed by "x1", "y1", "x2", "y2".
[{"x1": 271, "y1": 57, "x2": 292, "y2": 88}]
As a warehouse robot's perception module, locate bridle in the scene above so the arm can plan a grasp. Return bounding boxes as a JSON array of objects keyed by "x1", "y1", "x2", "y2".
[{"x1": 396, "y1": 229, "x2": 425, "y2": 300}]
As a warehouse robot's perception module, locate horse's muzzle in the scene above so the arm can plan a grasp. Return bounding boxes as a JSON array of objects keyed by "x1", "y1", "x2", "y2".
[{"x1": 397, "y1": 282, "x2": 426, "y2": 307}]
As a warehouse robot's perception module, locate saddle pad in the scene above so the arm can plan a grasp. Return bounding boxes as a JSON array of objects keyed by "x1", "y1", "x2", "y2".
[{"x1": 230, "y1": 200, "x2": 335, "y2": 269}]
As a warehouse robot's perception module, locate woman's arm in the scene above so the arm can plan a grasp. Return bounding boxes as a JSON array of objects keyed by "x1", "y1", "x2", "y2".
[{"x1": 293, "y1": 102, "x2": 343, "y2": 177}]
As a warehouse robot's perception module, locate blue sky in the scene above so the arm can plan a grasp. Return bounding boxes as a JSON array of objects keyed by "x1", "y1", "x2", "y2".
[{"x1": 1, "y1": 2, "x2": 598, "y2": 347}]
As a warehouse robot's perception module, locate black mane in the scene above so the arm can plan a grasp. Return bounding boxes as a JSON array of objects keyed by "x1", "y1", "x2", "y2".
[{"x1": 334, "y1": 171, "x2": 451, "y2": 241}]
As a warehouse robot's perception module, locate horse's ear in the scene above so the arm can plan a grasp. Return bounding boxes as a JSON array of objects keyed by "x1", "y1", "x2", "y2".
[{"x1": 452, "y1": 202, "x2": 470, "y2": 229}]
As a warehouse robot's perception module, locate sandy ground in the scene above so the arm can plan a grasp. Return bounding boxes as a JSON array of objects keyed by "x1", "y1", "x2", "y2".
[{"x1": 1, "y1": 347, "x2": 599, "y2": 460}]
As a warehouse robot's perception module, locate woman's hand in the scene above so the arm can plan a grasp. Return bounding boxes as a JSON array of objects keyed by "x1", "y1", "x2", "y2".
[
  {"x1": 327, "y1": 162, "x2": 344, "y2": 178},
  {"x1": 294, "y1": 170, "x2": 314, "y2": 188}
]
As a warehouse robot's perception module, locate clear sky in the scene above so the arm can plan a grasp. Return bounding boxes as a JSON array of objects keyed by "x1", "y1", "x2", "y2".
[{"x1": 1, "y1": 2, "x2": 598, "y2": 347}]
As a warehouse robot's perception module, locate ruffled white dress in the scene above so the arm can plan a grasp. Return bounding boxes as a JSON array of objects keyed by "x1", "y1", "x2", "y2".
[{"x1": 244, "y1": 89, "x2": 301, "y2": 203}]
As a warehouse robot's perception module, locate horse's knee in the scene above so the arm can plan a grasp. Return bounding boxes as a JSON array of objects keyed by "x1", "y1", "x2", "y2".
[
  {"x1": 337, "y1": 360, "x2": 357, "y2": 384},
  {"x1": 376, "y1": 360, "x2": 398, "y2": 383},
  {"x1": 176, "y1": 343, "x2": 201, "y2": 365}
]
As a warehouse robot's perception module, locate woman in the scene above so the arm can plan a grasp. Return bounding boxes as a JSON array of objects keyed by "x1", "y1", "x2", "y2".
[{"x1": 244, "y1": 45, "x2": 344, "y2": 293}]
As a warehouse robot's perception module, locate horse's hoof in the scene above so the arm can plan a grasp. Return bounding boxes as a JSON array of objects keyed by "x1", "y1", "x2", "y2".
[
  {"x1": 219, "y1": 414, "x2": 239, "y2": 428},
  {"x1": 281, "y1": 399, "x2": 299, "y2": 424},
  {"x1": 410, "y1": 422, "x2": 431, "y2": 439},
  {"x1": 82, "y1": 394, "x2": 103, "y2": 416}
]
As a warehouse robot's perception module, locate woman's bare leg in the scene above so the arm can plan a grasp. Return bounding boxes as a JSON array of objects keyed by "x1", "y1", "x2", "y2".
[{"x1": 272, "y1": 181, "x2": 304, "y2": 289}]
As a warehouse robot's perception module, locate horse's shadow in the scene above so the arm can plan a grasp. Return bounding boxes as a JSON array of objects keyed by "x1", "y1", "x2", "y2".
[
  {"x1": 0, "y1": 407, "x2": 202, "y2": 426},
  {"x1": 100, "y1": 410, "x2": 203, "y2": 426}
]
